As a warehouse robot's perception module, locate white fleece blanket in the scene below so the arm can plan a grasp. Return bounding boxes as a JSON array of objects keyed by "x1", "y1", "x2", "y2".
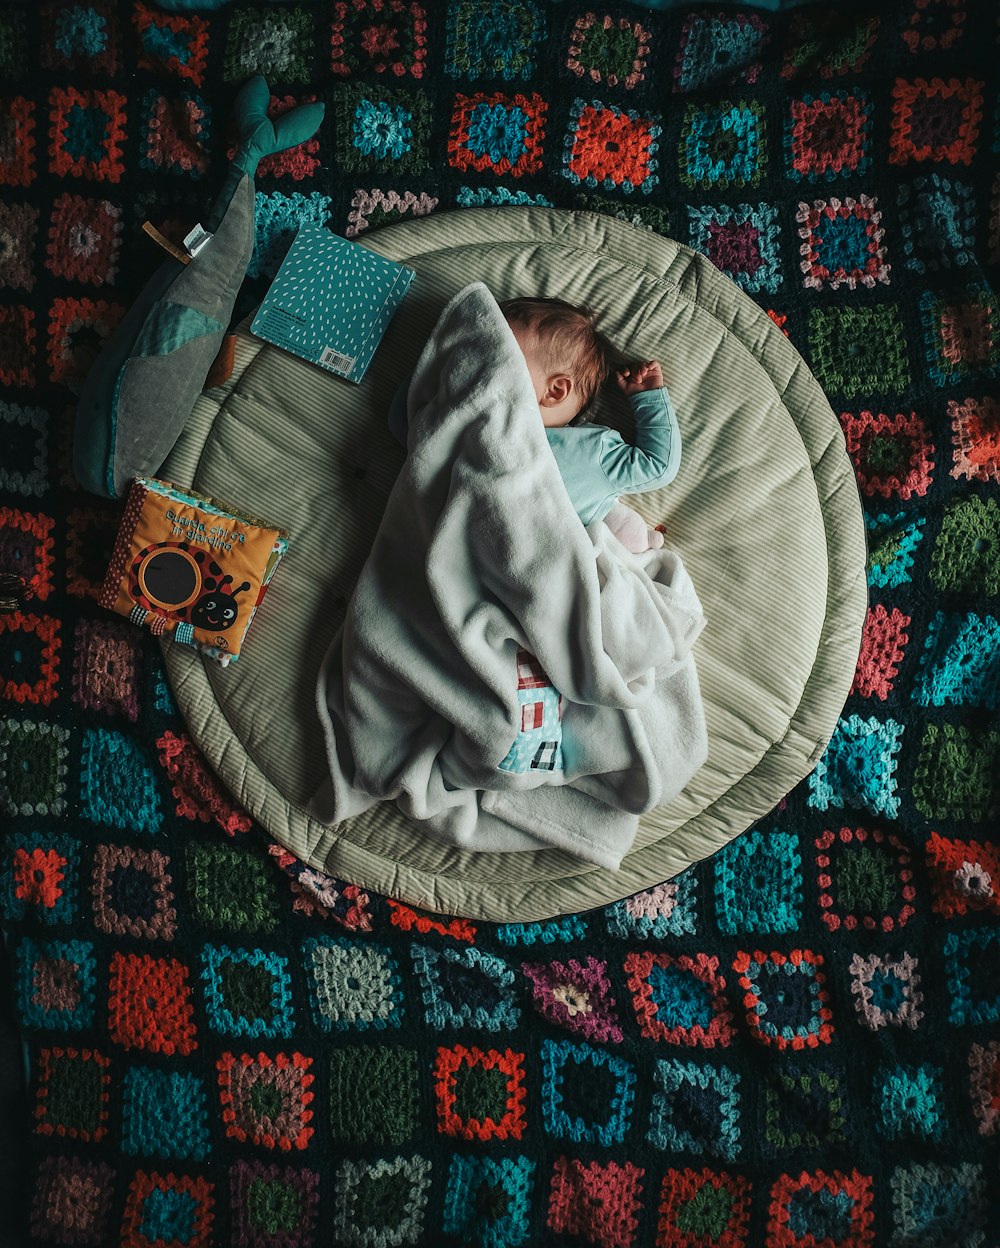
[{"x1": 308, "y1": 282, "x2": 708, "y2": 869}]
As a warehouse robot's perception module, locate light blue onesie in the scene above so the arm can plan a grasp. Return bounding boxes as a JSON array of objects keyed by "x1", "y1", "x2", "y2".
[{"x1": 387, "y1": 379, "x2": 681, "y2": 525}]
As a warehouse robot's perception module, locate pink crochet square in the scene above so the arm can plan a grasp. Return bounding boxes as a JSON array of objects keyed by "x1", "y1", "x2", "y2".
[{"x1": 852, "y1": 603, "x2": 911, "y2": 700}]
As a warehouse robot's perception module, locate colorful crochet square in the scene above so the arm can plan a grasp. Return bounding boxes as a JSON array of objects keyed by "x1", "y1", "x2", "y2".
[
  {"x1": 713, "y1": 829, "x2": 802, "y2": 935},
  {"x1": 45, "y1": 193, "x2": 121, "y2": 287},
  {"x1": 120, "y1": 1171, "x2": 215, "y2": 1248},
  {"x1": 90, "y1": 843, "x2": 176, "y2": 941},
  {"x1": 217, "y1": 1050, "x2": 315, "y2": 1151},
  {"x1": 968, "y1": 1041, "x2": 1000, "y2": 1136},
  {"x1": 0, "y1": 200, "x2": 38, "y2": 291},
  {"x1": 687, "y1": 202, "x2": 781, "y2": 293},
  {"x1": 656, "y1": 1167, "x2": 751, "y2": 1247},
  {"x1": 866, "y1": 510, "x2": 926, "y2": 590},
  {"x1": 648, "y1": 1058, "x2": 741, "y2": 1161},
  {"x1": 889, "y1": 1161, "x2": 987, "y2": 1247},
  {"x1": 925, "y1": 831, "x2": 1000, "y2": 919},
  {"x1": 0, "y1": 402, "x2": 46, "y2": 497},
  {"x1": 48, "y1": 86, "x2": 126, "y2": 182},
  {"x1": 541, "y1": 1038, "x2": 636, "y2": 1145},
  {"x1": 411, "y1": 942, "x2": 519, "y2": 1031},
  {"x1": 46, "y1": 296, "x2": 124, "y2": 394},
  {"x1": 334, "y1": 82, "x2": 431, "y2": 173},
  {"x1": 41, "y1": 0, "x2": 119, "y2": 74},
  {"x1": 107, "y1": 951, "x2": 198, "y2": 1056},
  {"x1": 0, "y1": 613, "x2": 60, "y2": 707},
  {"x1": 781, "y1": 12, "x2": 879, "y2": 81},
  {"x1": 225, "y1": 93, "x2": 320, "y2": 180},
  {"x1": 913, "y1": 722, "x2": 1000, "y2": 822},
  {"x1": 15, "y1": 937, "x2": 95, "y2": 1031},
  {"x1": 796, "y1": 195, "x2": 889, "y2": 290},
  {"x1": 732, "y1": 948, "x2": 834, "y2": 1050},
  {"x1": 495, "y1": 913, "x2": 585, "y2": 946},
  {"x1": 444, "y1": 1154, "x2": 535, "y2": 1248},
  {"x1": 445, "y1": 0, "x2": 544, "y2": 81},
  {"x1": 766, "y1": 1169, "x2": 874, "y2": 1247},
  {"x1": 875, "y1": 1063, "x2": 946, "y2": 1139},
  {"x1": 122, "y1": 1067, "x2": 211, "y2": 1161},
  {"x1": 0, "y1": 96, "x2": 36, "y2": 187},
  {"x1": 434, "y1": 1045, "x2": 527, "y2": 1141},
  {"x1": 680, "y1": 102, "x2": 766, "y2": 190},
  {"x1": 456, "y1": 184, "x2": 552, "y2": 209},
  {"x1": 762, "y1": 1062, "x2": 847, "y2": 1154},
  {"x1": 625, "y1": 951, "x2": 734, "y2": 1048},
  {"x1": 302, "y1": 935, "x2": 403, "y2": 1031},
  {"x1": 386, "y1": 898, "x2": 477, "y2": 942},
  {"x1": 200, "y1": 944, "x2": 294, "y2": 1039},
  {"x1": 573, "y1": 191, "x2": 668, "y2": 234},
  {"x1": 230, "y1": 1160, "x2": 320, "y2": 1248},
  {"x1": 29, "y1": 1155, "x2": 115, "y2": 1246},
  {"x1": 133, "y1": 1, "x2": 209, "y2": 87},
  {"x1": 65, "y1": 504, "x2": 118, "y2": 601},
  {"x1": 331, "y1": 1154, "x2": 432, "y2": 1246},
  {"x1": 921, "y1": 285, "x2": 999, "y2": 387},
  {"x1": 2, "y1": 833, "x2": 78, "y2": 925},
  {"x1": 931, "y1": 496, "x2": 1000, "y2": 594},
  {"x1": 851, "y1": 604, "x2": 911, "y2": 700},
  {"x1": 674, "y1": 12, "x2": 769, "y2": 93},
  {"x1": 562, "y1": 98, "x2": 659, "y2": 194},
  {"x1": 848, "y1": 951, "x2": 924, "y2": 1030},
  {"x1": 521, "y1": 954, "x2": 622, "y2": 1043},
  {"x1": 807, "y1": 713, "x2": 904, "y2": 819},
  {"x1": 841, "y1": 410, "x2": 934, "y2": 500},
  {"x1": 79, "y1": 727, "x2": 163, "y2": 833},
  {"x1": 901, "y1": 0, "x2": 967, "y2": 53},
  {"x1": 249, "y1": 188, "x2": 329, "y2": 278},
  {"x1": 948, "y1": 396, "x2": 1000, "y2": 484},
  {"x1": 566, "y1": 13, "x2": 650, "y2": 91},
  {"x1": 139, "y1": 90, "x2": 211, "y2": 178},
  {"x1": 889, "y1": 77, "x2": 983, "y2": 166},
  {"x1": 155, "y1": 730, "x2": 253, "y2": 835},
  {"x1": 0, "y1": 717, "x2": 69, "y2": 817},
  {"x1": 331, "y1": 0, "x2": 427, "y2": 80},
  {"x1": 808, "y1": 306, "x2": 910, "y2": 398},
  {"x1": 815, "y1": 826, "x2": 917, "y2": 934},
  {"x1": 0, "y1": 304, "x2": 36, "y2": 386},
  {"x1": 914, "y1": 610, "x2": 1000, "y2": 710},
  {"x1": 346, "y1": 187, "x2": 437, "y2": 236},
  {"x1": 786, "y1": 92, "x2": 871, "y2": 181},
  {"x1": 187, "y1": 842, "x2": 277, "y2": 932},
  {"x1": 897, "y1": 174, "x2": 976, "y2": 273},
  {"x1": 34, "y1": 1046, "x2": 111, "y2": 1143},
  {"x1": 0, "y1": 507, "x2": 54, "y2": 606},
  {"x1": 944, "y1": 927, "x2": 1000, "y2": 1026},
  {"x1": 71, "y1": 618, "x2": 138, "y2": 719},
  {"x1": 546, "y1": 1156, "x2": 644, "y2": 1248},
  {"x1": 328, "y1": 1045, "x2": 418, "y2": 1143},
  {"x1": 223, "y1": 6, "x2": 313, "y2": 84},
  {"x1": 449, "y1": 91, "x2": 546, "y2": 178},
  {"x1": 604, "y1": 875, "x2": 697, "y2": 940}
]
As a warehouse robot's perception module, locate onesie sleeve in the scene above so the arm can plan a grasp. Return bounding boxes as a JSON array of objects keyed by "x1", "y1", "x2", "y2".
[
  {"x1": 386, "y1": 370, "x2": 413, "y2": 447},
  {"x1": 598, "y1": 384, "x2": 682, "y2": 496}
]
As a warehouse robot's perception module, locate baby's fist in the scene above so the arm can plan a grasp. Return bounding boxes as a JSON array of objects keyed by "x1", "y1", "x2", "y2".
[{"x1": 616, "y1": 359, "x2": 664, "y2": 396}]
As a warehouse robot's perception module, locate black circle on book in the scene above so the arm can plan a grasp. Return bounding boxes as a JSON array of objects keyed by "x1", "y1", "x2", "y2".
[{"x1": 139, "y1": 548, "x2": 201, "y2": 609}]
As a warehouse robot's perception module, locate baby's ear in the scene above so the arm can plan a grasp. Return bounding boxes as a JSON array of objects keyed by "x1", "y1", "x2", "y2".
[{"x1": 541, "y1": 374, "x2": 573, "y2": 407}]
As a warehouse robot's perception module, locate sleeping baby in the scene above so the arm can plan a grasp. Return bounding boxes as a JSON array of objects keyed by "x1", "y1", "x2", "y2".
[{"x1": 388, "y1": 295, "x2": 681, "y2": 552}]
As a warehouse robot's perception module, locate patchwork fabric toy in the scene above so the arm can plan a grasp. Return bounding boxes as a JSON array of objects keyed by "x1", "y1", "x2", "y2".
[{"x1": 73, "y1": 76, "x2": 324, "y2": 499}]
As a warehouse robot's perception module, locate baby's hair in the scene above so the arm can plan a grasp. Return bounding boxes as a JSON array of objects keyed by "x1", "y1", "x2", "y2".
[{"x1": 499, "y1": 296, "x2": 617, "y2": 413}]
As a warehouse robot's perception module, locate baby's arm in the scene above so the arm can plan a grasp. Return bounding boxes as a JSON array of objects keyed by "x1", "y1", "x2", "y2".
[{"x1": 599, "y1": 360, "x2": 681, "y2": 494}]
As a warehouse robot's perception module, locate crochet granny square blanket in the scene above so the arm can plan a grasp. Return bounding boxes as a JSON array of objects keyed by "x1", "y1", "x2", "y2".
[{"x1": 1, "y1": 1, "x2": 998, "y2": 1245}]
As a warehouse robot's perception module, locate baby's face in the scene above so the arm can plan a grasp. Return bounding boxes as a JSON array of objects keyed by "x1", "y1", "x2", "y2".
[{"x1": 507, "y1": 320, "x2": 582, "y2": 428}]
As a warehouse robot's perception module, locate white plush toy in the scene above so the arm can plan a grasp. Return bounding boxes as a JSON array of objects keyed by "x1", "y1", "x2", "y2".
[{"x1": 604, "y1": 502, "x2": 665, "y2": 554}]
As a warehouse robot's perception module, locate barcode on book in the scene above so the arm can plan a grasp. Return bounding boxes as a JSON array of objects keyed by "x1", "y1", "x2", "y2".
[{"x1": 320, "y1": 346, "x2": 355, "y2": 373}]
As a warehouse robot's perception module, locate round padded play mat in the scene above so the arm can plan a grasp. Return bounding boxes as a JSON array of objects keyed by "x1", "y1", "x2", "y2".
[{"x1": 159, "y1": 207, "x2": 867, "y2": 922}]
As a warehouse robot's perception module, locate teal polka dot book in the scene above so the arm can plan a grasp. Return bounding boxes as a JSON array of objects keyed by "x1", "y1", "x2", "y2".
[{"x1": 250, "y1": 221, "x2": 414, "y2": 382}]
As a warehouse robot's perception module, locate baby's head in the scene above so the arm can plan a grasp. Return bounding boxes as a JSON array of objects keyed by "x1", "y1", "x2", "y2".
[{"x1": 499, "y1": 296, "x2": 614, "y2": 428}]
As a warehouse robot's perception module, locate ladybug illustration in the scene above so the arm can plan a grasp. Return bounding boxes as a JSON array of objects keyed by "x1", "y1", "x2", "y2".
[
  {"x1": 190, "y1": 575, "x2": 252, "y2": 630},
  {"x1": 128, "y1": 541, "x2": 252, "y2": 631}
]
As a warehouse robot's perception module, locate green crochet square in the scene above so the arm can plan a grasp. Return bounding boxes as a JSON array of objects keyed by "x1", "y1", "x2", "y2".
[
  {"x1": 763, "y1": 1064, "x2": 847, "y2": 1155},
  {"x1": 37, "y1": 1048, "x2": 109, "y2": 1141},
  {"x1": 913, "y1": 724, "x2": 1000, "y2": 823},
  {"x1": 0, "y1": 719, "x2": 70, "y2": 818},
  {"x1": 930, "y1": 496, "x2": 1000, "y2": 596},
  {"x1": 187, "y1": 844, "x2": 277, "y2": 933},
  {"x1": 334, "y1": 83, "x2": 431, "y2": 174},
  {"x1": 328, "y1": 1046, "x2": 418, "y2": 1145},
  {"x1": 808, "y1": 305, "x2": 910, "y2": 398},
  {"x1": 575, "y1": 191, "x2": 670, "y2": 235},
  {"x1": 223, "y1": 7, "x2": 314, "y2": 85}
]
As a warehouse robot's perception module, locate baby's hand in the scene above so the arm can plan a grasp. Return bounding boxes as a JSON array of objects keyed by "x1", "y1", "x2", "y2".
[{"x1": 616, "y1": 359, "x2": 664, "y2": 397}]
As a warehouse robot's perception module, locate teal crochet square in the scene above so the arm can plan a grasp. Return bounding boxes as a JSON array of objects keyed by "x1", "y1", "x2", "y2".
[
  {"x1": 897, "y1": 174, "x2": 976, "y2": 273},
  {"x1": 456, "y1": 185, "x2": 552, "y2": 209},
  {"x1": 807, "y1": 714, "x2": 904, "y2": 819},
  {"x1": 328, "y1": 1045, "x2": 418, "y2": 1145},
  {"x1": 674, "y1": 12, "x2": 769, "y2": 93},
  {"x1": 714, "y1": 829, "x2": 802, "y2": 935},
  {"x1": 334, "y1": 83, "x2": 431, "y2": 173},
  {"x1": 410, "y1": 943, "x2": 519, "y2": 1031},
  {"x1": 495, "y1": 914, "x2": 588, "y2": 945},
  {"x1": 648, "y1": 1058, "x2": 741, "y2": 1161},
  {"x1": 122, "y1": 1066, "x2": 211, "y2": 1160},
  {"x1": 541, "y1": 1039, "x2": 636, "y2": 1146},
  {"x1": 79, "y1": 727, "x2": 163, "y2": 833},
  {"x1": 688, "y1": 202, "x2": 781, "y2": 293},
  {"x1": 913, "y1": 610, "x2": 1000, "y2": 711},
  {"x1": 140, "y1": 1185, "x2": 199, "y2": 1245},
  {"x1": 15, "y1": 936, "x2": 96, "y2": 1031},
  {"x1": 605, "y1": 872, "x2": 697, "y2": 939},
  {"x1": 445, "y1": 0, "x2": 545, "y2": 81},
  {"x1": 875, "y1": 1064, "x2": 946, "y2": 1140},
  {"x1": 944, "y1": 928, "x2": 1000, "y2": 1026},
  {"x1": 808, "y1": 305, "x2": 911, "y2": 398},
  {"x1": 865, "y1": 510, "x2": 926, "y2": 590},
  {"x1": 680, "y1": 101, "x2": 767, "y2": 190},
  {"x1": 249, "y1": 190, "x2": 332, "y2": 280},
  {"x1": 444, "y1": 1155, "x2": 535, "y2": 1248},
  {"x1": 302, "y1": 935, "x2": 404, "y2": 1031},
  {"x1": 200, "y1": 943, "x2": 295, "y2": 1039}
]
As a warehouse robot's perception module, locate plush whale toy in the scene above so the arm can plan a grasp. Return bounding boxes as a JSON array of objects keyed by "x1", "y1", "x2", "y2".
[{"x1": 73, "y1": 75, "x2": 324, "y2": 499}]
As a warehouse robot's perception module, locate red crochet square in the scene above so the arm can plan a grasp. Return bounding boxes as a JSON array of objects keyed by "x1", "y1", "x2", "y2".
[
  {"x1": 767, "y1": 1169, "x2": 874, "y2": 1246},
  {"x1": 122, "y1": 1172, "x2": 215, "y2": 1248},
  {"x1": 889, "y1": 76, "x2": 983, "y2": 166},
  {"x1": 107, "y1": 952, "x2": 198, "y2": 1056},
  {"x1": 46, "y1": 297, "x2": 125, "y2": 394},
  {"x1": 34, "y1": 1046, "x2": 111, "y2": 1142},
  {"x1": 0, "y1": 97, "x2": 36, "y2": 187},
  {"x1": 331, "y1": 0, "x2": 428, "y2": 79},
  {"x1": 788, "y1": 93, "x2": 869, "y2": 179},
  {"x1": 0, "y1": 614, "x2": 60, "y2": 707},
  {"x1": 840, "y1": 410, "x2": 935, "y2": 500},
  {"x1": 815, "y1": 826, "x2": 917, "y2": 934},
  {"x1": 141, "y1": 91, "x2": 211, "y2": 177},
  {"x1": 217, "y1": 1051, "x2": 315, "y2": 1151},
  {"x1": 851, "y1": 603, "x2": 911, "y2": 700},
  {"x1": 0, "y1": 305, "x2": 36, "y2": 387},
  {"x1": 434, "y1": 1045, "x2": 526, "y2": 1141},
  {"x1": 448, "y1": 91, "x2": 546, "y2": 178},
  {"x1": 46, "y1": 194, "x2": 122, "y2": 286},
  {"x1": 133, "y1": 1, "x2": 210, "y2": 86},
  {"x1": 564, "y1": 100, "x2": 659, "y2": 192},
  {"x1": 0, "y1": 507, "x2": 55, "y2": 604},
  {"x1": 625, "y1": 951, "x2": 736, "y2": 1047},
  {"x1": 547, "y1": 1156, "x2": 645, "y2": 1248},
  {"x1": 155, "y1": 729, "x2": 253, "y2": 835},
  {"x1": 48, "y1": 86, "x2": 127, "y2": 183},
  {"x1": 657, "y1": 1168, "x2": 751, "y2": 1247},
  {"x1": 949, "y1": 396, "x2": 1000, "y2": 483},
  {"x1": 925, "y1": 832, "x2": 1000, "y2": 919}
]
